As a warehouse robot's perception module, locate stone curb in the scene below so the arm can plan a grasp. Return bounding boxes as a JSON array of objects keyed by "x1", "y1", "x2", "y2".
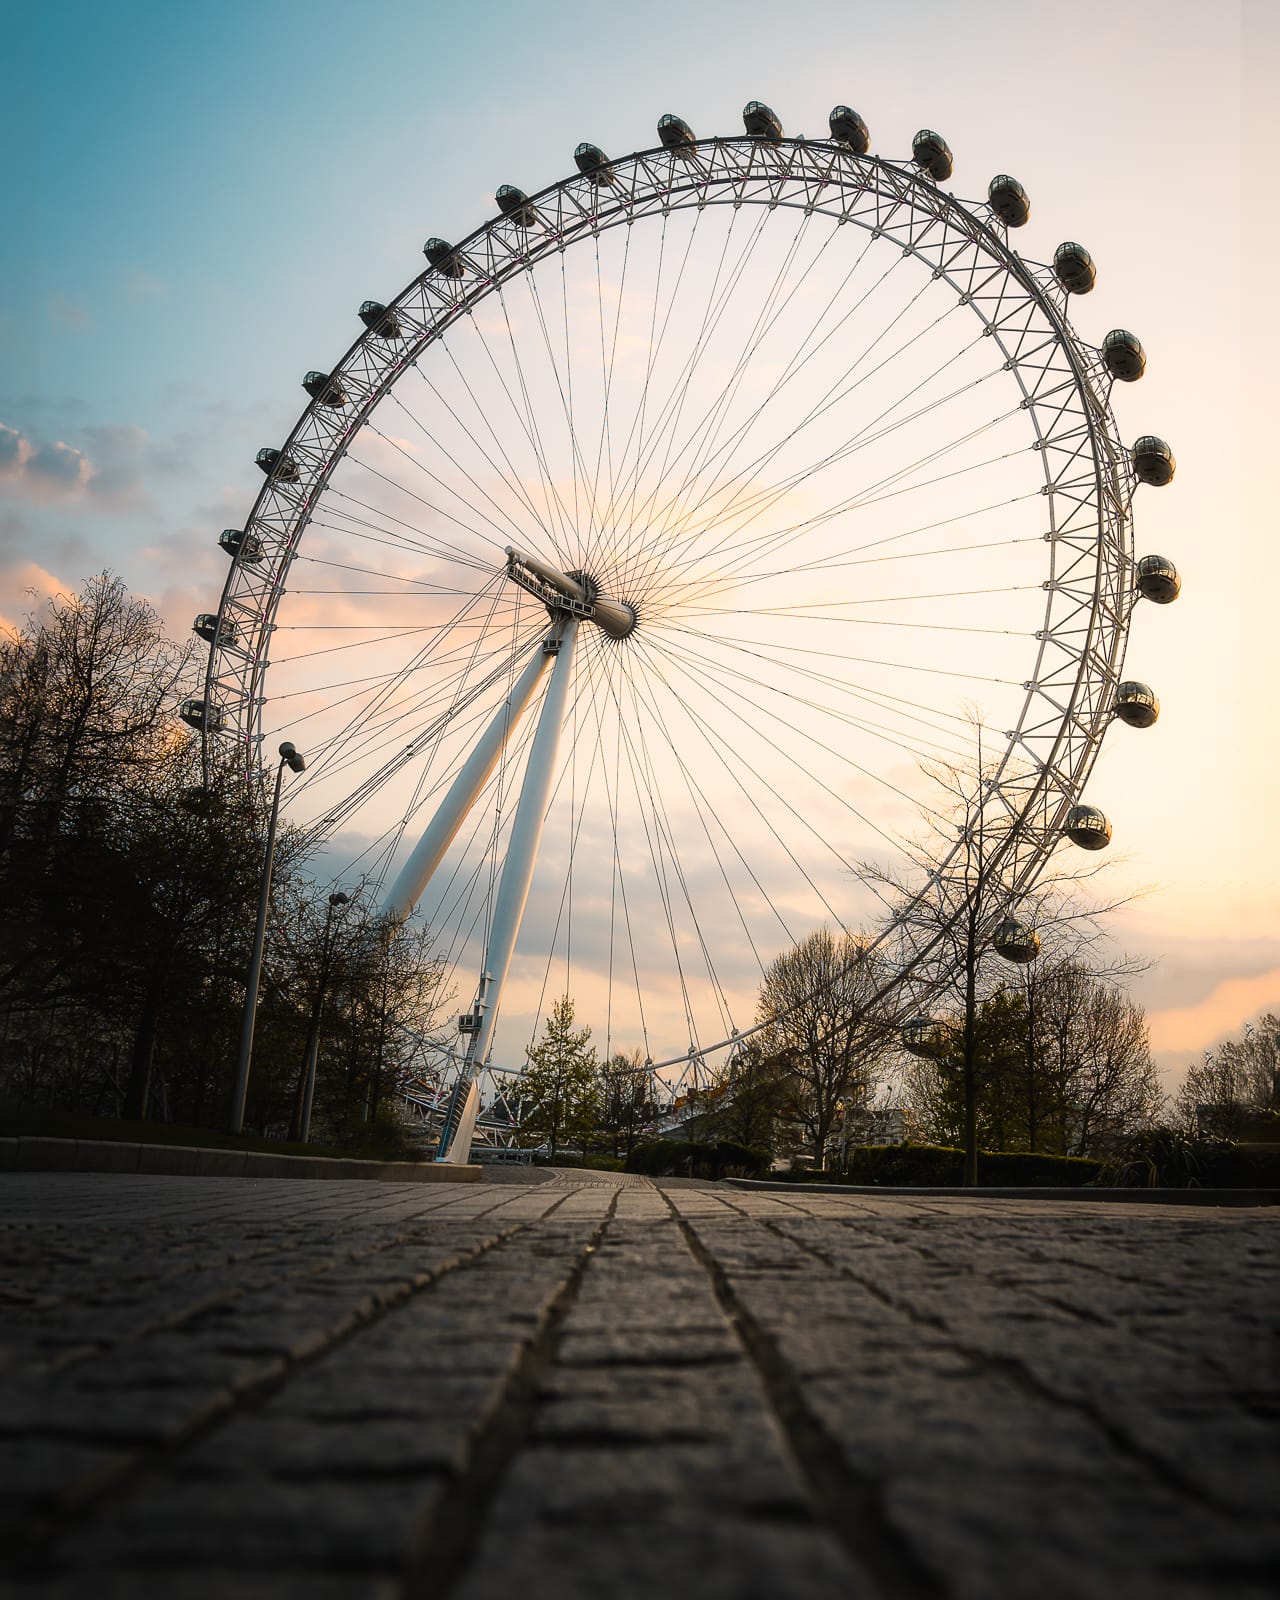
[
  {"x1": 724, "y1": 1177, "x2": 1280, "y2": 1205},
  {"x1": 0, "y1": 1137, "x2": 481, "y2": 1183}
]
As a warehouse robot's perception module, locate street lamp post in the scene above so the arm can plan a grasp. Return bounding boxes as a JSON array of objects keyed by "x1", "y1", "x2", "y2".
[
  {"x1": 229, "y1": 740, "x2": 305, "y2": 1135},
  {"x1": 291, "y1": 890, "x2": 350, "y2": 1143}
]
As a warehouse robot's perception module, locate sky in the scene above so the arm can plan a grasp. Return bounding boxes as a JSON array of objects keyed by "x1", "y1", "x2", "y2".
[{"x1": 2, "y1": 0, "x2": 1276, "y2": 1091}]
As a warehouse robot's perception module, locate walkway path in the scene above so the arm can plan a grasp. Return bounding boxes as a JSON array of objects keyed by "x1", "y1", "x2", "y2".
[{"x1": 2, "y1": 1169, "x2": 1275, "y2": 1597}]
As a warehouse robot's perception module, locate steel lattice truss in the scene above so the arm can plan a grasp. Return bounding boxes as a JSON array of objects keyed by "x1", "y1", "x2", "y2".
[{"x1": 199, "y1": 130, "x2": 1146, "y2": 1081}]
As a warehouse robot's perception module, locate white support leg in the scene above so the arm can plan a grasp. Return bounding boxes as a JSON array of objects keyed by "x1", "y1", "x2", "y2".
[
  {"x1": 438, "y1": 617, "x2": 579, "y2": 1163},
  {"x1": 381, "y1": 639, "x2": 555, "y2": 926}
]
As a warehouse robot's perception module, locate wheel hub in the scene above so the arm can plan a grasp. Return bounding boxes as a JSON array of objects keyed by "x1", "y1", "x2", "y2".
[{"x1": 504, "y1": 546, "x2": 637, "y2": 640}]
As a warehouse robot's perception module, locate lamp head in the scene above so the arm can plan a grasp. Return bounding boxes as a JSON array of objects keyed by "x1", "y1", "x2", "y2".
[
  {"x1": 328, "y1": 892, "x2": 349, "y2": 908},
  {"x1": 278, "y1": 740, "x2": 306, "y2": 773}
]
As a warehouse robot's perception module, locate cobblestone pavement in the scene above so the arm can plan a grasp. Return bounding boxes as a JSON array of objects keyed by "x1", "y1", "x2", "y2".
[{"x1": 1, "y1": 1171, "x2": 1276, "y2": 1599}]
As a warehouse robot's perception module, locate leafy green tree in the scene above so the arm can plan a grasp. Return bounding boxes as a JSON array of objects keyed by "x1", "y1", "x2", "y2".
[
  {"x1": 710, "y1": 1040, "x2": 798, "y2": 1155},
  {"x1": 861, "y1": 725, "x2": 1141, "y2": 1182},
  {"x1": 517, "y1": 995, "x2": 599, "y2": 1159},
  {"x1": 905, "y1": 990, "x2": 1025, "y2": 1150},
  {"x1": 903, "y1": 969, "x2": 1161, "y2": 1156}
]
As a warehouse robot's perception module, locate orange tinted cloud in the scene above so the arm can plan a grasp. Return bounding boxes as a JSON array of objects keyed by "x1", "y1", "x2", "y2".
[
  {"x1": 1148, "y1": 967, "x2": 1280, "y2": 1057},
  {"x1": 0, "y1": 559, "x2": 76, "y2": 636}
]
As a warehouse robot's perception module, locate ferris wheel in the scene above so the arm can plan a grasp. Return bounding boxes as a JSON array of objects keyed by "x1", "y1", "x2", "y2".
[{"x1": 183, "y1": 102, "x2": 1180, "y2": 1161}]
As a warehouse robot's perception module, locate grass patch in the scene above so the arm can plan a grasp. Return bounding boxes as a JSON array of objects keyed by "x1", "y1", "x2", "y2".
[{"x1": 0, "y1": 1105, "x2": 365, "y2": 1161}]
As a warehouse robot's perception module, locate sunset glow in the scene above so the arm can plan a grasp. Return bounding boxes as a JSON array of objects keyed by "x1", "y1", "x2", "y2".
[{"x1": 4, "y1": 0, "x2": 1275, "y2": 1095}]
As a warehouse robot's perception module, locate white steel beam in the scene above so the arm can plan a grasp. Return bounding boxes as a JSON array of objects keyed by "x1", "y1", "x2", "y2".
[
  {"x1": 438, "y1": 616, "x2": 579, "y2": 1163},
  {"x1": 381, "y1": 638, "x2": 555, "y2": 925}
]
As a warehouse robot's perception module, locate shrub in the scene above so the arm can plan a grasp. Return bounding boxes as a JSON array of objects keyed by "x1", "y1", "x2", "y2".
[
  {"x1": 978, "y1": 1150, "x2": 1103, "y2": 1187},
  {"x1": 331, "y1": 1104, "x2": 424, "y2": 1163},
  {"x1": 1204, "y1": 1144, "x2": 1280, "y2": 1188},
  {"x1": 625, "y1": 1139, "x2": 770, "y2": 1179},
  {"x1": 772, "y1": 1143, "x2": 1103, "y2": 1187},
  {"x1": 1094, "y1": 1128, "x2": 1280, "y2": 1189}
]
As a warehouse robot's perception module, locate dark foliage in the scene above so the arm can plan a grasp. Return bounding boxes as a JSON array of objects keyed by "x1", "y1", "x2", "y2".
[
  {"x1": 625, "y1": 1138, "x2": 770, "y2": 1179},
  {"x1": 0, "y1": 575, "x2": 447, "y2": 1144},
  {"x1": 1091, "y1": 1127, "x2": 1280, "y2": 1189},
  {"x1": 783, "y1": 1141, "x2": 1103, "y2": 1187}
]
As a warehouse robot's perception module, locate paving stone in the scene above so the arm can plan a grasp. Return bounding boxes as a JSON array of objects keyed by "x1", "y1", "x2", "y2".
[
  {"x1": 450, "y1": 1513, "x2": 867, "y2": 1600},
  {"x1": 0, "y1": 1434, "x2": 133, "y2": 1529},
  {"x1": 54, "y1": 1476, "x2": 441, "y2": 1572},
  {"x1": 30, "y1": 1578, "x2": 396, "y2": 1600},
  {"x1": 1, "y1": 1170, "x2": 1275, "y2": 1598}
]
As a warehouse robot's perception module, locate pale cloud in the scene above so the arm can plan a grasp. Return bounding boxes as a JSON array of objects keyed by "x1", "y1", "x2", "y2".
[
  {"x1": 0, "y1": 423, "x2": 32, "y2": 474},
  {"x1": 0, "y1": 418, "x2": 157, "y2": 514},
  {"x1": 0, "y1": 556, "x2": 76, "y2": 637},
  {"x1": 121, "y1": 266, "x2": 168, "y2": 302},
  {"x1": 79, "y1": 423, "x2": 150, "y2": 511},
  {"x1": 1148, "y1": 967, "x2": 1280, "y2": 1060},
  {"x1": 28, "y1": 439, "x2": 92, "y2": 491},
  {"x1": 48, "y1": 295, "x2": 90, "y2": 331}
]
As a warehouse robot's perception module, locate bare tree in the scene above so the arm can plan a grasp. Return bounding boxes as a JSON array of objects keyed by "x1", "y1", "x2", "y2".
[
  {"x1": 1034, "y1": 962, "x2": 1163, "y2": 1153},
  {"x1": 0, "y1": 574, "x2": 192, "y2": 844},
  {"x1": 859, "y1": 732, "x2": 1141, "y2": 1183},
  {"x1": 756, "y1": 928, "x2": 894, "y2": 1165},
  {"x1": 1173, "y1": 1015, "x2": 1280, "y2": 1138},
  {"x1": 595, "y1": 1047, "x2": 658, "y2": 1159},
  {"x1": 0, "y1": 574, "x2": 195, "y2": 1011}
]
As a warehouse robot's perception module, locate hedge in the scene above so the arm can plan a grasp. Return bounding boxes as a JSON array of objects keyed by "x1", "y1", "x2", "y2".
[
  {"x1": 779, "y1": 1142, "x2": 1103, "y2": 1188},
  {"x1": 625, "y1": 1139, "x2": 771, "y2": 1179},
  {"x1": 781, "y1": 1137, "x2": 1280, "y2": 1189}
]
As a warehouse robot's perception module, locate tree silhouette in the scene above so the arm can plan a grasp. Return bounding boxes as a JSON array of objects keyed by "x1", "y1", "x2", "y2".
[{"x1": 756, "y1": 928, "x2": 894, "y2": 1164}]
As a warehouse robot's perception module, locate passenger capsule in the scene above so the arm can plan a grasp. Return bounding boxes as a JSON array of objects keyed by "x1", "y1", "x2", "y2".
[
  {"x1": 987, "y1": 174, "x2": 1030, "y2": 227},
  {"x1": 912, "y1": 129, "x2": 953, "y2": 182},
  {"x1": 1136, "y1": 554, "x2": 1181, "y2": 604},
  {"x1": 1132, "y1": 435, "x2": 1175, "y2": 487},
  {"x1": 657, "y1": 113, "x2": 697, "y2": 155},
  {"x1": 193, "y1": 613, "x2": 225, "y2": 644},
  {"x1": 993, "y1": 918, "x2": 1040, "y2": 964},
  {"x1": 902, "y1": 1016, "x2": 947, "y2": 1060},
  {"x1": 359, "y1": 300, "x2": 402, "y2": 339},
  {"x1": 1114, "y1": 680, "x2": 1160, "y2": 728},
  {"x1": 1064, "y1": 804, "x2": 1112, "y2": 851},
  {"x1": 743, "y1": 101, "x2": 784, "y2": 143},
  {"x1": 1102, "y1": 329, "x2": 1146, "y2": 383},
  {"x1": 303, "y1": 370, "x2": 347, "y2": 407},
  {"x1": 1053, "y1": 241, "x2": 1096, "y2": 295},
  {"x1": 495, "y1": 184, "x2": 539, "y2": 226},
  {"x1": 219, "y1": 527, "x2": 263, "y2": 564},
  {"x1": 574, "y1": 142, "x2": 615, "y2": 184},
  {"x1": 828, "y1": 105, "x2": 870, "y2": 153},
  {"x1": 255, "y1": 448, "x2": 299, "y2": 483},
  {"x1": 423, "y1": 238, "x2": 464, "y2": 277},
  {"x1": 179, "y1": 698, "x2": 225, "y2": 734}
]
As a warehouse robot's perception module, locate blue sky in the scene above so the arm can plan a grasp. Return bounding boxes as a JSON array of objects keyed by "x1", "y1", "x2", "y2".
[{"x1": 3, "y1": 0, "x2": 1277, "y2": 1082}]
